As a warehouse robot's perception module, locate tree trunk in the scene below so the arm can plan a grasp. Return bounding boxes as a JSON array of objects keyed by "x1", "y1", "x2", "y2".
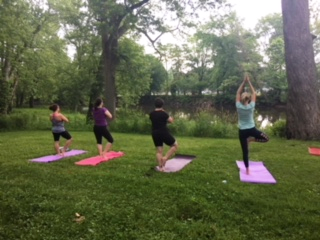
[
  {"x1": 102, "y1": 36, "x2": 119, "y2": 118},
  {"x1": 0, "y1": 53, "x2": 11, "y2": 115},
  {"x1": 0, "y1": 80, "x2": 10, "y2": 115},
  {"x1": 29, "y1": 96, "x2": 34, "y2": 108},
  {"x1": 19, "y1": 92, "x2": 24, "y2": 107},
  {"x1": 9, "y1": 76, "x2": 19, "y2": 111},
  {"x1": 282, "y1": 0, "x2": 320, "y2": 140},
  {"x1": 86, "y1": 55, "x2": 105, "y2": 123}
]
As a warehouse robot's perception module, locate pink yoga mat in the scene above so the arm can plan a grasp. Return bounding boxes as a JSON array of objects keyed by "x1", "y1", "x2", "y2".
[
  {"x1": 236, "y1": 160, "x2": 277, "y2": 184},
  {"x1": 30, "y1": 150, "x2": 87, "y2": 163},
  {"x1": 308, "y1": 147, "x2": 320, "y2": 156},
  {"x1": 156, "y1": 154, "x2": 196, "y2": 173},
  {"x1": 75, "y1": 151, "x2": 124, "y2": 166}
]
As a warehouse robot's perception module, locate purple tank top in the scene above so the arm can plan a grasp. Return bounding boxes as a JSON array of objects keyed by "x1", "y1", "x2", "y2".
[{"x1": 93, "y1": 107, "x2": 108, "y2": 126}]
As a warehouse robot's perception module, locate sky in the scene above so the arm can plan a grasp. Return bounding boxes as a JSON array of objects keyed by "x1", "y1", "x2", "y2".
[
  {"x1": 228, "y1": 0, "x2": 281, "y2": 29},
  {"x1": 141, "y1": 0, "x2": 282, "y2": 54}
]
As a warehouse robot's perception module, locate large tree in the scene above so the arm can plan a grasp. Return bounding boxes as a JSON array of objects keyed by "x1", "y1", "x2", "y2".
[
  {"x1": 282, "y1": 0, "x2": 320, "y2": 139},
  {"x1": 88, "y1": 0, "x2": 225, "y2": 116}
]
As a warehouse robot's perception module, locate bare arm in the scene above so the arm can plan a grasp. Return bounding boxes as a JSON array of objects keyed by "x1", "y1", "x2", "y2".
[
  {"x1": 167, "y1": 116, "x2": 174, "y2": 123},
  {"x1": 236, "y1": 78, "x2": 246, "y2": 102},
  {"x1": 247, "y1": 77, "x2": 256, "y2": 102},
  {"x1": 105, "y1": 110, "x2": 112, "y2": 119},
  {"x1": 59, "y1": 113, "x2": 69, "y2": 123}
]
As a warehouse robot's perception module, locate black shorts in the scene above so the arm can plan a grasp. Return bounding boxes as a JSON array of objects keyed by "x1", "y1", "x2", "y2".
[
  {"x1": 93, "y1": 125, "x2": 114, "y2": 144},
  {"x1": 52, "y1": 131, "x2": 72, "y2": 142},
  {"x1": 152, "y1": 130, "x2": 176, "y2": 147}
]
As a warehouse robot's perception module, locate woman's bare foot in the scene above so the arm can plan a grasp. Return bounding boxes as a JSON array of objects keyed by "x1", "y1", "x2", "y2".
[
  {"x1": 246, "y1": 168, "x2": 250, "y2": 175},
  {"x1": 155, "y1": 166, "x2": 164, "y2": 172},
  {"x1": 102, "y1": 151, "x2": 109, "y2": 159},
  {"x1": 161, "y1": 157, "x2": 168, "y2": 168}
]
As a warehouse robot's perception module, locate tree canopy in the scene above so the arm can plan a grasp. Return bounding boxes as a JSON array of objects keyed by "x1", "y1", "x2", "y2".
[{"x1": 1, "y1": 0, "x2": 320, "y2": 139}]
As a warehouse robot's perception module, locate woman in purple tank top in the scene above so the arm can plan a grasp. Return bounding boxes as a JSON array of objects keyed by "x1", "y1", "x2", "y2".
[{"x1": 92, "y1": 98, "x2": 114, "y2": 158}]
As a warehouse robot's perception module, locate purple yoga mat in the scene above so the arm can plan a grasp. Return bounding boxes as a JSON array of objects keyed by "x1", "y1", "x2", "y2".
[
  {"x1": 236, "y1": 160, "x2": 277, "y2": 184},
  {"x1": 156, "y1": 154, "x2": 196, "y2": 173},
  {"x1": 30, "y1": 150, "x2": 87, "y2": 163}
]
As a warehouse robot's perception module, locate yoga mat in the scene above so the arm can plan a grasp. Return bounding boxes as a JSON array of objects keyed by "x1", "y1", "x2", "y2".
[
  {"x1": 75, "y1": 151, "x2": 125, "y2": 166},
  {"x1": 308, "y1": 147, "x2": 320, "y2": 156},
  {"x1": 30, "y1": 150, "x2": 87, "y2": 163},
  {"x1": 156, "y1": 154, "x2": 196, "y2": 173},
  {"x1": 236, "y1": 160, "x2": 277, "y2": 184}
]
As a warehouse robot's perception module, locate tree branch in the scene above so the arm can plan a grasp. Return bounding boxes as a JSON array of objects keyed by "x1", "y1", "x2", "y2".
[
  {"x1": 135, "y1": 21, "x2": 181, "y2": 58},
  {"x1": 130, "y1": 0, "x2": 150, "y2": 11}
]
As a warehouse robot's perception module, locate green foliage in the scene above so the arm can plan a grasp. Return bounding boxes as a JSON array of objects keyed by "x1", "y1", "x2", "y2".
[
  {"x1": 255, "y1": 13, "x2": 283, "y2": 42},
  {"x1": 116, "y1": 38, "x2": 153, "y2": 108},
  {"x1": 0, "y1": 0, "x2": 66, "y2": 112},
  {"x1": 0, "y1": 111, "x2": 46, "y2": 131},
  {"x1": 110, "y1": 109, "x2": 238, "y2": 138},
  {"x1": 192, "y1": 111, "x2": 237, "y2": 138},
  {"x1": 0, "y1": 108, "x2": 91, "y2": 132},
  {"x1": 56, "y1": 0, "x2": 101, "y2": 111},
  {"x1": 146, "y1": 55, "x2": 168, "y2": 94},
  {"x1": 110, "y1": 109, "x2": 151, "y2": 135},
  {"x1": 0, "y1": 81, "x2": 10, "y2": 114},
  {"x1": 1, "y1": 132, "x2": 320, "y2": 239},
  {"x1": 0, "y1": 105, "x2": 287, "y2": 140},
  {"x1": 195, "y1": 11, "x2": 262, "y2": 102},
  {"x1": 167, "y1": 117, "x2": 193, "y2": 136},
  {"x1": 256, "y1": 14, "x2": 287, "y2": 105},
  {"x1": 270, "y1": 119, "x2": 287, "y2": 138}
]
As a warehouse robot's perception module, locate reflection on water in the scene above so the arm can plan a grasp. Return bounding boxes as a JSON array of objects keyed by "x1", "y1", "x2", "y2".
[
  {"x1": 256, "y1": 109, "x2": 286, "y2": 129},
  {"x1": 257, "y1": 115, "x2": 273, "y2": 129},
  {"x1": 174, "y1": 111, "x2": 191, "y2": 119}
]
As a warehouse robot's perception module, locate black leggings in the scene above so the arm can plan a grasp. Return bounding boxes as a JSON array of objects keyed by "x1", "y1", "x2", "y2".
[
  {"x1": 52, "y1": 131, "x2": 72, "y2": 141},
  {"x1": 93, "y1": 125, "x2": 114, "y2": 145},
  {"x1": 239, "y1": 127, "x2": 269, "y2": 168}
]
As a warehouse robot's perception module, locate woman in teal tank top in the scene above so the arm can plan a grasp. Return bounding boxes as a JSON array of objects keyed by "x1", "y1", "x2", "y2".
[{"x1": 236, "y1": 75, "x2": 269, "y2": 175}]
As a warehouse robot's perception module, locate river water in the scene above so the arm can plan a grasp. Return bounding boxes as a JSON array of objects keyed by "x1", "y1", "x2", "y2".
[{"x1": 140, "y1": 104, "x2": 286, "y2": 129}]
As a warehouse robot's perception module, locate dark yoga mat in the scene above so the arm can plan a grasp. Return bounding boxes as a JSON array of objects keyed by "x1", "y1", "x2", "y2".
[{"x1": 156, "y1": 154, "x2": 196, "y2": 173}]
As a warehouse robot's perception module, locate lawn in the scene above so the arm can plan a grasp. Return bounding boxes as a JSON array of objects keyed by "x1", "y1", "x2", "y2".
[{"x1": 0, "y1": 131, "x2": 319, "y2": 240}]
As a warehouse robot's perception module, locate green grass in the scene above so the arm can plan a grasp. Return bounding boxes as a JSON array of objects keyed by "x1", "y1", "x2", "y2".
[{"x1": 0, "y1": 131, "x2": 320, "y2": 240}]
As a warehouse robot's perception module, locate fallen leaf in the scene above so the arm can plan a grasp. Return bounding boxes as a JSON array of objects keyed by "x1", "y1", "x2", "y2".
[{"x1": 74, "y1": 216, "x2": 85, "y2": 223}]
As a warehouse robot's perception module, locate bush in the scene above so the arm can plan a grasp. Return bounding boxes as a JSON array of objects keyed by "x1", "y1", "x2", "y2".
[
  {"x1": 110, "y1": 109, "x2": 151, "y2": 135},
  {"x1": 190, "y1": 112, "x2": 237, "y2": 138},
  {"x1": 1, "y1": 107, "x2": 239, "y2": 139},
  {"x1": 0, "y1": 116, "x2": 9, "y2": 131},
  {"x1": 270, "y1": 119, "x2": 286, "y2": 138},
  {"x1": 0, "y1": 108, "x2": 90, "y2": 132},
  {"x1": 168, "y1": 118, "x2": 192, "y2": 136},
  {"x1": 193, "y1": 112, "x2": 214, "y2": 137},
  {"x1": 0, "y1": 113, "x2": 32, "y2": 131}
]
